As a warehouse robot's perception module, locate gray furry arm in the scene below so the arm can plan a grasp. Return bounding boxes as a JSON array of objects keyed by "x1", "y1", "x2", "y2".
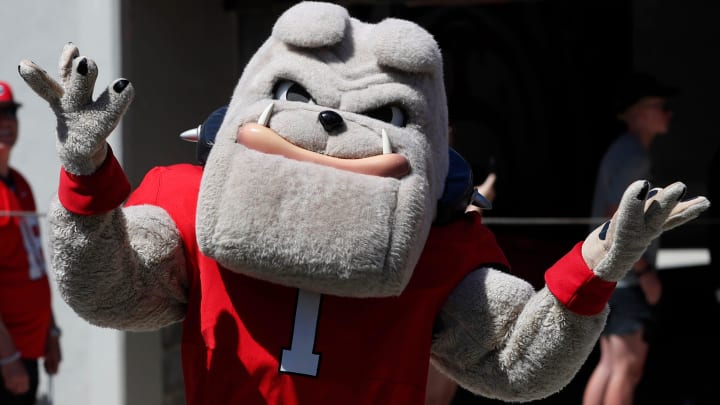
[
  {"x1": 48, "y1": 198, "x2": 188, "y2": 331},
  {"x1": 431, "y1": 267, "x2": 606, "y2": 403}
]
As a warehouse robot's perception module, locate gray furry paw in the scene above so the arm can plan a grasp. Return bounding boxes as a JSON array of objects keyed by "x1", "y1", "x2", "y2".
[
  {"x1": 582, "y1": 180, "x2": 710, "y2": 281},
  {"x1": 18, "y1": 42, "x2": 134, "y2": 175}
]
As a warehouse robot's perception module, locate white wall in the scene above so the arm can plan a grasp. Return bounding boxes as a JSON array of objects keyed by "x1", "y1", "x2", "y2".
[{"x1": 1, "y1": 2, "x2": 125, "y2": 405}]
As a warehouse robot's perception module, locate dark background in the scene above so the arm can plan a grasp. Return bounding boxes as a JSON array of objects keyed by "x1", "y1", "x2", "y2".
[{"x1": 344, "y1": 3, "x2": 720, "y2": 404}]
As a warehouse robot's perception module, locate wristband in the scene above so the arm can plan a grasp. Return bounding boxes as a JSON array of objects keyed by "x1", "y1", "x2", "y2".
[
  {"x1": 0, "y1": 351, "x2": 21, "y2": 366},
  {"x1": 50, "y1": 325, "x2": 62, "y2": 338}
]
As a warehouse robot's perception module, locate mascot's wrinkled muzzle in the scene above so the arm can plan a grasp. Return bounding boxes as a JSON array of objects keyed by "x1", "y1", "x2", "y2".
[{"x1": 236, "y1": 104, "x2": 411, "y2": 179}]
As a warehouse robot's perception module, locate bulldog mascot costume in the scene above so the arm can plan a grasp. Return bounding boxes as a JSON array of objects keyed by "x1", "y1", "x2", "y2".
[{"x1": 18, "y1": 2, "x2": 709, "y2": 404}]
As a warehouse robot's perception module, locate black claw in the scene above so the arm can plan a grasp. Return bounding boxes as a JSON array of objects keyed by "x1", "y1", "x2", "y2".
[
  {"x1": 599, "y1": 220, "x2": 610, "y2": 240},
  {"x1": 636, "y1": 181, "x2": 649, "y2": 200},
  {"x1": 113, "y1": 80, "x2": 129, "y2": 93},
  {"x1": 77, "y1": 58, "x2": 88, "y2": 75},
  {"x1": 678, "y1": 186, "x2": 687, "y2": 201}
]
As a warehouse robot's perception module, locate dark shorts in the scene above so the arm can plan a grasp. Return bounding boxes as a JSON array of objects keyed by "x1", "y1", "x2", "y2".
[{"x1": 602, "y1": 285, "x2": 654, "y2": 337}]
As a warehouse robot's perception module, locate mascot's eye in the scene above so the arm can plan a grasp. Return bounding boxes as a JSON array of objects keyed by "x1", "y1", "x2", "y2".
[
  {"x1": 273, "y1": 80, "x2": 316, "y2": 104},
  {"x1": 363, "y1": 105, "x2": 406, "y2": 127}
]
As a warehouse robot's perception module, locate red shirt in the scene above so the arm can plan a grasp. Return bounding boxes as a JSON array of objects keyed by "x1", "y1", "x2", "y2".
[
  {"x1": 0, "y1": 169, "x2": 51, "y2": 358},
  {"x1": 60, "y1": 151, "x2": 612, "y2": 403},
  {"x1": 126, "y1": 164, "x2": 510, "y2": 404}
]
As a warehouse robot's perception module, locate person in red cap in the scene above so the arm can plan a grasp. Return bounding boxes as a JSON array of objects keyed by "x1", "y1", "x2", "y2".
[
  {"x1": 583, "y1": 72, "x2": 679, "y2": 405},
  {"x1": 0, "y1": 80, "x2": 62, "y2": 405}
]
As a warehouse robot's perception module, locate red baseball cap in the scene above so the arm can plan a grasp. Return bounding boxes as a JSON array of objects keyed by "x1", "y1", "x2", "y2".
[{"x1": 0, "y1": 81, "x2": 22, "y2": 108}]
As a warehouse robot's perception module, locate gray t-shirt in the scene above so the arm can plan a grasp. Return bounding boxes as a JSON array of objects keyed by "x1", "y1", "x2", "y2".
[{"x1": 590, "y1": 133, "x2": 658, "y2": 287}]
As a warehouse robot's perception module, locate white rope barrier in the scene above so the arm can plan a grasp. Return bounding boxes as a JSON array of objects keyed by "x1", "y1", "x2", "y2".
[
  {"x1": 483, "y1": 217, "x2": 608, "y2": 226},
  {"x1": 482, "y1": 217, "x2": 718, "y2": 226},
  {"x1": 0, "y1": 211, "x2": 46, "y2": 218},
  {"x1": 1, "y1": 211, "x2": 717, "y2": 225},
  {"x1": 0, "y1": 212, "x2": 712, "y2": 270}
]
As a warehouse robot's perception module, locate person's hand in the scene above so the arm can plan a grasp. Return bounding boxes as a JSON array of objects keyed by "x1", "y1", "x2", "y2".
[
  {"x1": 1, "y1": 358, "x2": 29, "y2": 395},
  {"x1": 475, "y1": 172, "x2": 497, "y2": 203},
  {"x1": 44, "y1": 331, "x2": 62, "y2": 375},
  {"x1": 466, "y1": 173, "x2": 496, "y2": 213},
  {"x1": 638, "y1": 271, "x2": 662, "y2": 305}
]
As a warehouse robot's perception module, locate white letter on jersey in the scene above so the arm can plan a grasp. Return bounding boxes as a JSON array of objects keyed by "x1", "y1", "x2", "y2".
[{"x1": 280, "y1": 289, "x2": 321, "y2": 376}]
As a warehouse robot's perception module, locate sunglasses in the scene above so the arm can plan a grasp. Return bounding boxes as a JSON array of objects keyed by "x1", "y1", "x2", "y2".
[{"x1": 0, "y1": 106, "x2": 17, "y2": 119}]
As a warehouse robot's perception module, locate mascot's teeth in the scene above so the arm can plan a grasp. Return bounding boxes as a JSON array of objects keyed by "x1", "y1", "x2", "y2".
[
  {"x1": 258, "y1": 102, "x2": 274, "y2": 127},
  {"x1": 382, "y1": 129, "x2": 392, "y2": 154}
]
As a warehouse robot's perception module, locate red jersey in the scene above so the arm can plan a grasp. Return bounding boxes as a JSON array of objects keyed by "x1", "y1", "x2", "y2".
[
  {"x1": 126, "y1": 164, "x2": 509, "y2": 405},
  {"x1": 0, "y1": 169, "x2": 51, "y2": 359}
]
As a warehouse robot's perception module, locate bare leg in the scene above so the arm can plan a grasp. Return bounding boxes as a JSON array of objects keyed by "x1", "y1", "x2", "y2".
[
  {"x1": 603, "y1": 328, "x2": 649, "y2": 405},
  {"x1": 583, "y1": 336, "x2": 612, "y2": 405}
]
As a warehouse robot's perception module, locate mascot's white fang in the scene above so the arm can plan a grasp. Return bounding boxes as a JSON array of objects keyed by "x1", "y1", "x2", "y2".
[{"x1": 18, "y1": 1, "x2": 709, "y2": 403}]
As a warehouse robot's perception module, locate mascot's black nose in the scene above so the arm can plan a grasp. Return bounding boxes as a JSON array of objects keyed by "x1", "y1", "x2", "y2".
[{"x1": 318, "y1": 110, "x2": 344, "y2": 133}]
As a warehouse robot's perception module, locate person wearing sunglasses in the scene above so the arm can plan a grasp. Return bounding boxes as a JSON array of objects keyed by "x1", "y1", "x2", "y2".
[{"x1": 583, "y1": 72, "x2": 678, "y2": 405}]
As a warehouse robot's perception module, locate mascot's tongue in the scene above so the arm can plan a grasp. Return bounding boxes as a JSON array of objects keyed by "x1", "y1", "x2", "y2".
[{"x1": 236, "y1": 123, "x2": 410, "y2": 179}]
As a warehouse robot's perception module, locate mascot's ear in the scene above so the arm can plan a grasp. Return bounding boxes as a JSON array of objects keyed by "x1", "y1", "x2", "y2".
[
  {"x1": 196, "y1": 106, "x2": 227, "y2": 165},
  {"x1": 435, "y1": 148, "x2": 492, "y2": 226},
  {"x1": 179, "y1": 106, "x2": 228, "y2": 166}
]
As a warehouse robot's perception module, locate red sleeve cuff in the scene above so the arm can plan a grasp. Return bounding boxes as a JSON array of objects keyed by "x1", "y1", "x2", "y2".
[
  {"x1": 57, "y1": 146, "x2": 131, "y2": 215},
  {"x1": 545, "y1": 242, "x2": 616, "y2": 316}
]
